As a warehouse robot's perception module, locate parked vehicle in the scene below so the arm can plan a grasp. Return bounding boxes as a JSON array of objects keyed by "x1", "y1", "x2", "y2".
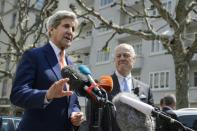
[
  {"x1": 174, "y1": 108, "x2": 197, "y2": 130},
  {"x1": 2, "y1": 116, "x2": 21, "y2": 131}
]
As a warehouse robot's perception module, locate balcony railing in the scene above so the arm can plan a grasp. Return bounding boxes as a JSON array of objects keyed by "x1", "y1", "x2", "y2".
[
  {"x1": 67, "y1": 37, "x2": 92, "y2": 52},
  {"x1": 121, "y1": 18, "x2": 145, "y2": 31}
]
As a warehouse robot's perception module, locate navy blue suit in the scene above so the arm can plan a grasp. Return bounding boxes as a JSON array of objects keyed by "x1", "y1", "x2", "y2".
[{"x1": 10, "y1": 43, "x2": 81, "y2": 131}]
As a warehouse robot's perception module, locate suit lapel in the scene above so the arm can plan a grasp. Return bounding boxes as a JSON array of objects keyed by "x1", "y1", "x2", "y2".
[
  {"x1": 113, "y1": 73, "x2": 138, "y2": 93},
  {"x1": 43, "y1": 43, "x2": 62, "y2": 80},
  {"x1": 132, "y1": 78, "x2": 136, "y2": 90},
  {"x1": 112, "y1": 73, "x2": 121, "y2": 94},
  {"x1": 43, "y1": 43, "x2": 70, "y2": 106}
]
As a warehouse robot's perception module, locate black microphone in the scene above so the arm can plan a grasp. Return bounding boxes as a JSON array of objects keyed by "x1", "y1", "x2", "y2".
[
  {"x1": 112, "y1": 93, "x2": 194, "y2": 131},
  {"x1": 61, "y1": 66, "x2": 105, "y2": 103}
]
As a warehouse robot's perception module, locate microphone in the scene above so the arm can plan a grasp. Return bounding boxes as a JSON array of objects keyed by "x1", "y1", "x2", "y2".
[
  {"x1": 61, "y1": 66, "x2": 88, "y2": 96},
  {"x1": 98, "y1": 75, "x2": 113, "y2": 93},
  {"x1": 112, "y1": 92, "x2": 153, "y2": 131},
  {"x1": 78, "y1": 65, "x2": 102, "y2": 96},
  {"x1": 61, "y1": 66, "x2": 105, "y2": 103},
  {"x1": 113, "y1": 93, "x2": 194, "y2": 131}
]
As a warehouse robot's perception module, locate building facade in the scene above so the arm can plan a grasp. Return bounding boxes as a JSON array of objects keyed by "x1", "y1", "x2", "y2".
[
  {"x1": 0, "y1": 0, "x2": 197, "y2": 116},
  {"x1": 66, "y1": 0, "x2": 197, "y2": 107}
]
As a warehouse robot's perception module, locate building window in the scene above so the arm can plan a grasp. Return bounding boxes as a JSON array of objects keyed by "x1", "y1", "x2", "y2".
[
  {"x1": 194, "y1": 72, "x2": 197, "y2": 86},
  {"x1": 96, "y1": 48, "x2": 110, "y2": 63},
  {"x1": 86, "y1": 30, "x2": 92, "y2": 37},
  {"x1": 10, "y1": 12, "x2": 17, "y2": 28},
  {"x1": 133, "y1": 43, "x2": 142, "y2": 55},
  {"x1": 151, "y1": 0, "x2": 172, "y2": 15},
  {"x1": 134, "y1": 75, "x2": 140, "y2": 80},
  {"x1": 2, "y1": 78, "x2": 8, "y2": 97},
  {"x1": 98, "y1": 27, "x2": 111, "y2": 33},
  {"x1": 163, "y1": 1, "x2": 172, "y2": 12},
  {"x1": 128, "y1": 17, "x2": 143, "y2": 24},
  {"x1": 154, "y1": 73, "x2": 159, "y2": 88},
  {"x1": 35, "y1": 0, "x2": 44, "y2": 10},
  {"x1": 0, "y1": 0, "x2": 5, "y2": 13},
  {"x1": 100, "y1": 0, "x2": 113, "y2": 7},
  {"x1": 149, "y1": 71, "x2": 169, "y2": 89},
  {"x1": 151, "y1": 40, "x2": 165, "y2": 54}
]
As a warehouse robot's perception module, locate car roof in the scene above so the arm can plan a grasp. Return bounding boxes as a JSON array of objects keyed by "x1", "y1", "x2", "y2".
[
  {"x1": 2, "y1": 116, "x2": 21, "y2": 119},
  {"x1": 174, "y1": 108, "x2": 197, "y2": 116}
]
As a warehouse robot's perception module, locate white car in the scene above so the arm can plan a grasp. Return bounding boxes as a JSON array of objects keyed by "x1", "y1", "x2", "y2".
[
  {"x1": 174, "y1": 108, "x2": 197, "y2": 130},
  {"x1": 2, "y1": 116, "x2": 21, "y2": 131}
]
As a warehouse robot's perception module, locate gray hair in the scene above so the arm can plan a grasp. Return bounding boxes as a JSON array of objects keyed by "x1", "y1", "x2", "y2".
[
  {"x1": 115, "y1": 43, "x2": 136, "y2": 58},
  {"x1": 46, "y1": 10, "x2": 78, "y2": 30}
]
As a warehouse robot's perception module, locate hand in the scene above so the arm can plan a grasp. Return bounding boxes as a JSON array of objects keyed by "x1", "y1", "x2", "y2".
[
  {"x1": 46, "y1": 78, "x2": 73, "y2": 100},
  {"x1": 70, "y1": 112, "x2": 85, "y2": 126}
]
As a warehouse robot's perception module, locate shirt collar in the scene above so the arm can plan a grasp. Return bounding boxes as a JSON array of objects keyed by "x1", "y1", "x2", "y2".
[
  {"x1": 115, "y1": 70, "x2": 132, "y2": 80},
  {"x1": 49, "y1": 41, "x2": 65, "y2": 59}
]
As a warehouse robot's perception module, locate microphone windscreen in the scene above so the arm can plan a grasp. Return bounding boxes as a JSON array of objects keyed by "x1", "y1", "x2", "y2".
[
  {"x1": 115, "y1": 92, "x2": 154, "y2": 116},
  {"x1": 98, "y1": 75, "x2": 113, "y2": 92},
  {"x1": 78, "y1": 64, "x2": 91, "y2": 75},
  {"x1": 112, "y1": 93, "x2": 154, "y2": 131}
]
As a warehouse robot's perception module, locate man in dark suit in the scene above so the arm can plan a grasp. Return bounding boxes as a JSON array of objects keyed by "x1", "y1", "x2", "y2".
[
  {"x1": 156, "y1": 94, "x2": 179, "y2": 131},
  {"x1": 0, "y1": 116, "x2": 2, "y2": 131},
  {"x1": 109, "y1": 43, "x2": 154, "y2": 104},
  {"x1": 10, "y1": 10, "x2": 84, "y2": 131},
  {"x1": 105, "y1": 43, "x2": 154, "y2": 131}
]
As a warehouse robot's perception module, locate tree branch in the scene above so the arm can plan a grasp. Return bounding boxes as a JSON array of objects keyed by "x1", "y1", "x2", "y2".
[
  {"x1": 75, "y1": 0, "x2": 161, "y2": 41},
  {"x1": 150, "y1": 0, "x2": 179, "y2": 30},
  {"x1": 113, "y1": 1, "x2": 161, "y2": 19},
  {"x1": 0, "y1": 18, "x2": 20, "y2": 52},
  {"x1": 0, "y1": 69, "x2": 12, "y2": 78},
  {"x1": 186, "y1": 0, "x2": 197, "y2": 15},
  {"x1": 74, "y1": 21, "x2": 87, "y2": 39},
  {"x1": 0, "y1": 40, "x2": 11, "y2": 46},
  {"x1": 186, "y1": 37, "x2": 197, "y2": 59},
  {"x1": 102, "y1": 31, "x2": 117, "y2": 50}
]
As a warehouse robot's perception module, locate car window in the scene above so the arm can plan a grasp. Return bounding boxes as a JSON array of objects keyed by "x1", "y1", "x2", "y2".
[
  {"x1": 178, "y1": 115, "x2": 197, "y2": 128},
  {"x1": 193, "y1": 119, "x2": 197, "y2": 130},
  {"x1": 2, "y1": 122, "x2": 9, "y2": 131},
  {"x1": 14, "y1": 119, "x2": 20, "y2": 128},
  {"x1": 2, "y1": 117, "x2": 21, "y2": 131}
]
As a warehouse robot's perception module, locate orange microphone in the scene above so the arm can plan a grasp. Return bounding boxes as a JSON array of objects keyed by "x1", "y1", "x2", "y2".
[{"x1": 98, "y1": 75, "x2": 113, "y2": 92}]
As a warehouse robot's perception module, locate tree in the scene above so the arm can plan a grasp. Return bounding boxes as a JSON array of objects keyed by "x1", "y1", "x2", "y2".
[
  {"x1": 70, "y1": 0, "x2": 197, "y2": 108},
  {"x1": 0, "y1": 0, "x2": 58, "y2": 79},
  {"x1": 0, "y1": 0, "x2": 58, "y2": 114}
]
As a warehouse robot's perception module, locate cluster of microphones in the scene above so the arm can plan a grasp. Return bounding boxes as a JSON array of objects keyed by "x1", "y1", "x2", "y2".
[
  {"x1": 61, "y1": 65, "x2": 113, "y2": 104},
  {"x1": 61, "y1": 65, "x2": 194, "y2": 131}
]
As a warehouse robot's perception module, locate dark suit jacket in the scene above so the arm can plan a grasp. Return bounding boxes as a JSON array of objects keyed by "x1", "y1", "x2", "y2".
[
  {"x1": 156, "y1": 106, "x2": 179, "y2": 131},
  {"x1": 10, "y1": 43, "x2": 81, "y2": 131},
  {"x1": 109, "y1": 73, "x2": 154, "y2": 105}
]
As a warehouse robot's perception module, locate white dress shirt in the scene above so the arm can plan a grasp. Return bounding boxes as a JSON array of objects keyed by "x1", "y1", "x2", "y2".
[
  {"x1": 49, "y1": 41, "x2": 67, "y2": 66},
  {"x1": 115, "y1": 71, "x2": 133, "y2": 93}
]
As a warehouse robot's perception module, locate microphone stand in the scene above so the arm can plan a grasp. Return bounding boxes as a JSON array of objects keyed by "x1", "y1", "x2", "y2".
[
  {"x1": 152, "y1": 110, "x2": 194, "y2": 131},
  {"x1": 88, "y1": 88, "x2": 115, "y2": 131}
]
